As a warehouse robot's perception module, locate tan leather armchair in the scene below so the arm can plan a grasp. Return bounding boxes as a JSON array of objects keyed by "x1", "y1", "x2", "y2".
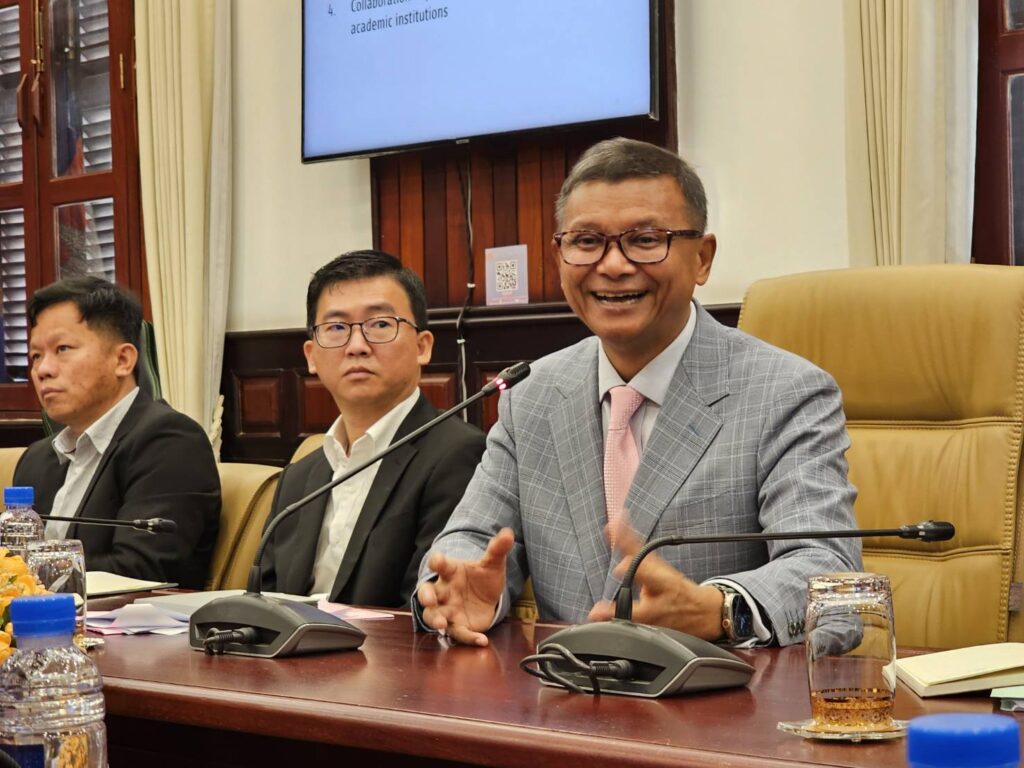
[
  {"x1": 209, "y1": 462, "x2": 282, "y2": 590},
  {"x1": 739, "y1": 264, "x2": 1024, "y2": 649}
]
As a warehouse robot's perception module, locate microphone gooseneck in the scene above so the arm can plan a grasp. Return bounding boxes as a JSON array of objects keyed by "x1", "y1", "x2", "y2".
[
  {"x1": 36, "y1": 514, "x2": 178, "y2": 535},
  {"x1": 613, "y1": 520, "x2": 956, "y2": 621}
]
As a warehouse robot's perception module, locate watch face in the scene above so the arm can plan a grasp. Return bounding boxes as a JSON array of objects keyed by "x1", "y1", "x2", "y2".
[{"x1": 732, "y1": 596, "x2": 754, "y2": 640}]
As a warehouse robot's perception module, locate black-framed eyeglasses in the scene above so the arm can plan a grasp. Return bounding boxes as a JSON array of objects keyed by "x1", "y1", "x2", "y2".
[
  {"x1": 310, "y1": 316, "x2": 420, "y2": 348},
  {"x1": 553, "y1": 227, "x2": 704, "y2": 266}
]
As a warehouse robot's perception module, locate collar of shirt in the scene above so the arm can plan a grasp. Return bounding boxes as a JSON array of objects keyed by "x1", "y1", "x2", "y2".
[
  {"x1": 51, "y1": 387, "x2": 141, "y2": 466},
  {"x1": 597, "y1": 300, "x2": 699, "y2": 404},
  {"x1": 322, "y1": 387, "x2": 421, "y2": 473}
]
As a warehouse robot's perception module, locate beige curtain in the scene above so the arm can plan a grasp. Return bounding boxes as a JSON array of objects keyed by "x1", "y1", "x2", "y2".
[
  {"x1": 135, "y1": 0, "x2": 232, "y2": 453},
  {"x1": 844, "y1": 0, "x2": 977, "y2": 266}
]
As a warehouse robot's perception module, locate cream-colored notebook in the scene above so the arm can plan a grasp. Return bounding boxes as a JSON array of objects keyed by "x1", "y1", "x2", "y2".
[{"x1": 895, "y1": 643, "x2": 1024, "y2": 697}]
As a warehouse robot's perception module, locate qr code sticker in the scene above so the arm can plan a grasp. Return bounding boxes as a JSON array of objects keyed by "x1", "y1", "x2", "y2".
[{"x1": 495, "y1": 260, "x2": 519, "y2": 292}]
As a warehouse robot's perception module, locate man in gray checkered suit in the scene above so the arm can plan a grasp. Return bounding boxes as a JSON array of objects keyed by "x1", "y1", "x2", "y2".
[{"x1": 415, "y1": 138, "x2": 861, "y2": 647}]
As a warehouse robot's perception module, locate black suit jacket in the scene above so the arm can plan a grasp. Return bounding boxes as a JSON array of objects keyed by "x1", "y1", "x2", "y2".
[
  {"x1": 13, "y1": 392, "x2": 221, "y2": 588},
  {"x1": 261, "y1": 392, "x2": 486, "y2": 607}
]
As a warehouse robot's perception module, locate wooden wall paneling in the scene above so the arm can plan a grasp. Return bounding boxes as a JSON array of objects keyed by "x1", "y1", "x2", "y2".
[
  {"x1": 376, "y1": 156, "x2": 401, "y2": 255},
  {"x1": 419, "y1": 371, "x2": 458, "y2": 412},
  {"x1": 444, "y1": 158, "x2": 471, "y2": 306},
  {"x1": 540, "y1": 144, "x2": 566, "y2": 302},
  {"x1": 491, "y1": 148, "x2": 518, "y2": 252},
  {"x1": 421, "y1": 152, "x2": 449, "y2": 307},
  {"x1": 234, "y1": 373, "x2": 284, "y2": 437},
  {"x1": 397, "y1": 154, "x2": 425, "y2": 276},
  {"x1": 296, "y1": 373, "x2": 338, "y2": 437},
  {"x1": 515, "y1": 144, "x2": 544, "y2": 303},
  {"x1": 469, "y1": 148, "x2": 494, "y2": 306}
]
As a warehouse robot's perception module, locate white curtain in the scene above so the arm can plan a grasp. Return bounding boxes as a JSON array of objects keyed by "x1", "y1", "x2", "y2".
[
  {"x1": 135, "y1": 0, "x2": 232, "y2": 454},
  {"x1": 844, "y1": 0, "x2": 978, "y2": 266}
]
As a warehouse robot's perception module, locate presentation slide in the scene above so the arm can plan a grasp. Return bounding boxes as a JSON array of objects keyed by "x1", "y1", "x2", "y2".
[{"x1": 303, "y1": 0, "x2": 653, "y2": 159}]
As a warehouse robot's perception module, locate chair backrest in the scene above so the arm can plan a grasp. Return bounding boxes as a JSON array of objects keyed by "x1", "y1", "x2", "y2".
[
  {"x1": 738, "y1": 264, "x2": 1024, "y2": 649},
  {"x1": 208, "y1": 462, "x2": 281, "y2": 590},
  {"x1": 0, "y1": 447, "x2": 25, "y2": 489},
  {"x1": 291, "y1": 433, "x2": 325, "y2": 463}
]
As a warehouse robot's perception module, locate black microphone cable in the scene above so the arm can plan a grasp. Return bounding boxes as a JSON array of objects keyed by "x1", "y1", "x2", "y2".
[
  {"x1": 203, "y1": 626, "x2": 259, "y2": 655},
  {"x1": 520, "y1": 644, "x2": 635, "y2": 695}
]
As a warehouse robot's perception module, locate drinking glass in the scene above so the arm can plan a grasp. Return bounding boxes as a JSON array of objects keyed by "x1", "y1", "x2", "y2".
[
  {"x1": 27, "y1": 539, "x2": 102, "y2": 650},
  {"x1": 779, "y1": 572, "x2": 906, "y2": 741}
]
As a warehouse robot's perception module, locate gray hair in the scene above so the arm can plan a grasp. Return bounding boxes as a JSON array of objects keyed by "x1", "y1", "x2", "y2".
[{"x1": 555, "y1": 137, "x2": 708, "y2": 231}]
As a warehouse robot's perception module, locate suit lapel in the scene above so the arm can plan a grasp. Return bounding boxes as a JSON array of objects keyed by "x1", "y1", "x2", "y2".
[
  {"x1": 327, "y1": 394, "x2": 430, "y2": 601},
  {"x1": 289, "y1": 458, "x2": 333, "y2": 594},
  {"x1": 550, "y1": 349, "x2": 608, "y2": 606},
  {"x1": 608, "y1": 307, "x2": 731, "y2": 594}
]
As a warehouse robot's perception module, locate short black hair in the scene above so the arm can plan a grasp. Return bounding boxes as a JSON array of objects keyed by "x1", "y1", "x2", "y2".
[
  {"x1": 556, "y1": 137, "x2": 708, "y2": 232},
  {"x1": 306, "y1": 250, "x2": 428, "y2": 331},
  {"x1": 28, "y1": 276, "x2": 142, "y2": 353}
]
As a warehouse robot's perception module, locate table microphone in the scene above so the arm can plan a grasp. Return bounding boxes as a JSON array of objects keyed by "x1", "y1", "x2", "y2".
[
  {"x1": 37, "y1": 515, "x2": 178, "y2": 534},
  {"x1": 521, "y1": 520, "x2": 955, "y2": 698},
  {"x1": 190, "y1": 362, "x2": 531, "y2": 659}
]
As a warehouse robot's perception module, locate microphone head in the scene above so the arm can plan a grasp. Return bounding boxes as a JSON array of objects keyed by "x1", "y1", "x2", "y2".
[
  {"x1": 494, "y1": 362, "x2": 530, "y2": 391},
  {"x1": 143, "y1": 518, "x2": 178, "y2": 534},
  {"x1": 482, "y1": 362, "x2": 531, "y2": 395},
  {"x1": 901, "y1": 521, "x2": 955, "y2": 541}
]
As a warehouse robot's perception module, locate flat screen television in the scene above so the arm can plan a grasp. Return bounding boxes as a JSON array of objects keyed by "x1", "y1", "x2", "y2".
[{"x1": 302, "y1": 0, "x2": 658, "y2": 162}]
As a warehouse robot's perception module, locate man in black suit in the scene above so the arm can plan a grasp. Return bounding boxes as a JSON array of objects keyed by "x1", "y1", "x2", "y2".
[
  {"x1": 14, "y1": 277, "x2": 220, "y2": 588},
  {"x1": 261, "y1": 251, "x2": 486, "y2": 607}
]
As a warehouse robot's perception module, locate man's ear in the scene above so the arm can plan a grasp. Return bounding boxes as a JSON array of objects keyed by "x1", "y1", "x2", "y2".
[
  {"x1": 416, "y1": 330, "x2": 434, "y2": 366},
  {"x1": 115, "y1": 343, "x2": 138, "y2": 379},
  {"x1": 303, "y1": 339, "x2": 317, "y2": 375}
]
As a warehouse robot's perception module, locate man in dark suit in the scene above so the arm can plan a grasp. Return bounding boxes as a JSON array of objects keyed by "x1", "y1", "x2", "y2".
[
  {"x1": 14, "y1": 277, "x2": 220, "y2": 588},
  {"x1": 261, "y1": 250, "x2": 486, "y2": 607}
]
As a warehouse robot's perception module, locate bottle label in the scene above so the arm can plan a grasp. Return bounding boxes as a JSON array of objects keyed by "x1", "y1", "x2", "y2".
[{"x1": 0, "y1": 743, "x2": 45, "y2": 767}]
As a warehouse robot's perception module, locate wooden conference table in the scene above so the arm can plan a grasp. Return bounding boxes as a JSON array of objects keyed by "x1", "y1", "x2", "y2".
[{"x1": 90, "y1": 598, "x2": 1010, "y2": 768}]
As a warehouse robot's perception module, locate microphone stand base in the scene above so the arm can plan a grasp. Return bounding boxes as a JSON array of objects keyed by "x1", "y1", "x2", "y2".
[
  {"x1": 535, "y1": 620, "x2": 754, "y2": 697},
  {"x1": 189, "y1": 593, "x2": 365, "y2": 658}
]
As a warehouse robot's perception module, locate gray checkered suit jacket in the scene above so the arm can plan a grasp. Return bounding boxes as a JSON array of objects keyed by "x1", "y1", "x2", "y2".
[{"x1": 420, "y1": 304, "x2": 861, "y2": 645}]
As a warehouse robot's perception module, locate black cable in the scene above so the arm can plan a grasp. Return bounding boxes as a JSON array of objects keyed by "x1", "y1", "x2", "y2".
[
  {"x1": 203, "y1": 626, "x2": 258, "y2": 655},
  {"x1": 520, "y1": 643, "x2": 636, "y2": 695},
  {"x1": 454, "y1": 151, "x2": 474, "y2": 407}
]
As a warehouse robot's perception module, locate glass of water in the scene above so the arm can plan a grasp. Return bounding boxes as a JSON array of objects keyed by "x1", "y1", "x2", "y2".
[
  {"x1": 779, "y1": 572, "x2": 906, "y2": 741},
  {"x1": 26, "y1": 539, "x2": 100, "y2": 649}
]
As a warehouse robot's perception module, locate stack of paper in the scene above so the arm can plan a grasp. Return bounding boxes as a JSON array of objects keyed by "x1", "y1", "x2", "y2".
[
  {"x1": 86, "y1": 603, "x2": 189, "y2": 636},
  {"x1": 895, "y1": 643, "x2": 1024, "y2": 697}
]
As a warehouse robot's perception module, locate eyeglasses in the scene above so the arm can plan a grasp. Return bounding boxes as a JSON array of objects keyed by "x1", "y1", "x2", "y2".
[
  {"x1": 310, "y1": 316, "x2": 419, "y2": 348},
  {"x1": 553, "y1": 227, "x2": 704, "y2": 266}
]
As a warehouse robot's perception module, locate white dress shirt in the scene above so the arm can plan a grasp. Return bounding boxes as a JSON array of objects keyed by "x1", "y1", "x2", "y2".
[
  {"x1": 596, "y1": 303, "x2": 772, "y2": 646},
  {"x1": 310, "y1": 388, "x2": 420, "y2": 595},
  {"x1": 46, "y1": 387, "x2": 140, "y2": 540}
]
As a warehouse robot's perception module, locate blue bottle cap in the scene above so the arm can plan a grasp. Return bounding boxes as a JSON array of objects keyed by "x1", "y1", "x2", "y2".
[
  {"x1": 8, "y1": 594, "x2": 76, "y2": 637},
  {"x1": 907, "y1": 713, "x2": 1020, "y2": 768},
  {"x1": 3, "y1": 487, "x2": 33, "y2": 506}
]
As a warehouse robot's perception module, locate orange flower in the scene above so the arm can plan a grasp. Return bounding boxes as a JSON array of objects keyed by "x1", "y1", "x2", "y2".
[{"x1": 0, "y1": 551, "x2": 49, "y2": 661}]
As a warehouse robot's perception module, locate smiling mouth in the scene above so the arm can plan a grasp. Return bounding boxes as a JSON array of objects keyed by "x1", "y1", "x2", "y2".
[{"x1": 592, "y1": 290, "x2": 648, "y2": 304}]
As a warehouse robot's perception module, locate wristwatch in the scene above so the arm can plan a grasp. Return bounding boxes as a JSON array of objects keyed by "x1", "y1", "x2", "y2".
[{"x1": 713, "y1": 584, "x2": 754, "y2": 643}]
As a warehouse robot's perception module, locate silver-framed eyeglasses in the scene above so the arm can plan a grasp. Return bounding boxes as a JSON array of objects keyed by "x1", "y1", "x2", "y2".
[
  {"x1": 311, "y1": 316, "x2": 419, "y2": 348},
  {"x1": 553, "y1": 227, "x2": 704, "y2": 266}
]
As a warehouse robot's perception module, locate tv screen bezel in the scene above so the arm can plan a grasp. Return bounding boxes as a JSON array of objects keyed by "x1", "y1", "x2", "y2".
[{"x1": 300, "y1": 0, "x2": 661, "y2": 163}]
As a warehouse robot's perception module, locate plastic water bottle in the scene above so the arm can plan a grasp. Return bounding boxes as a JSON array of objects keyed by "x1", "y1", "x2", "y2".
[
  {"x1": 907, "y1": 713, "x2": 1020, "y2": 768},
  {"x1": 0, "y1": 594, "x2": 107, "y2": 767},
  {"x1": 0, "y1": 486, "x2": 43, "y2": 560}
]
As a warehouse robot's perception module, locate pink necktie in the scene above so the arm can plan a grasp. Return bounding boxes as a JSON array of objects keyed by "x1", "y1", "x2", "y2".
[{"x1": 604, "y1": 385, "x2": 645, "y2": 545}]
